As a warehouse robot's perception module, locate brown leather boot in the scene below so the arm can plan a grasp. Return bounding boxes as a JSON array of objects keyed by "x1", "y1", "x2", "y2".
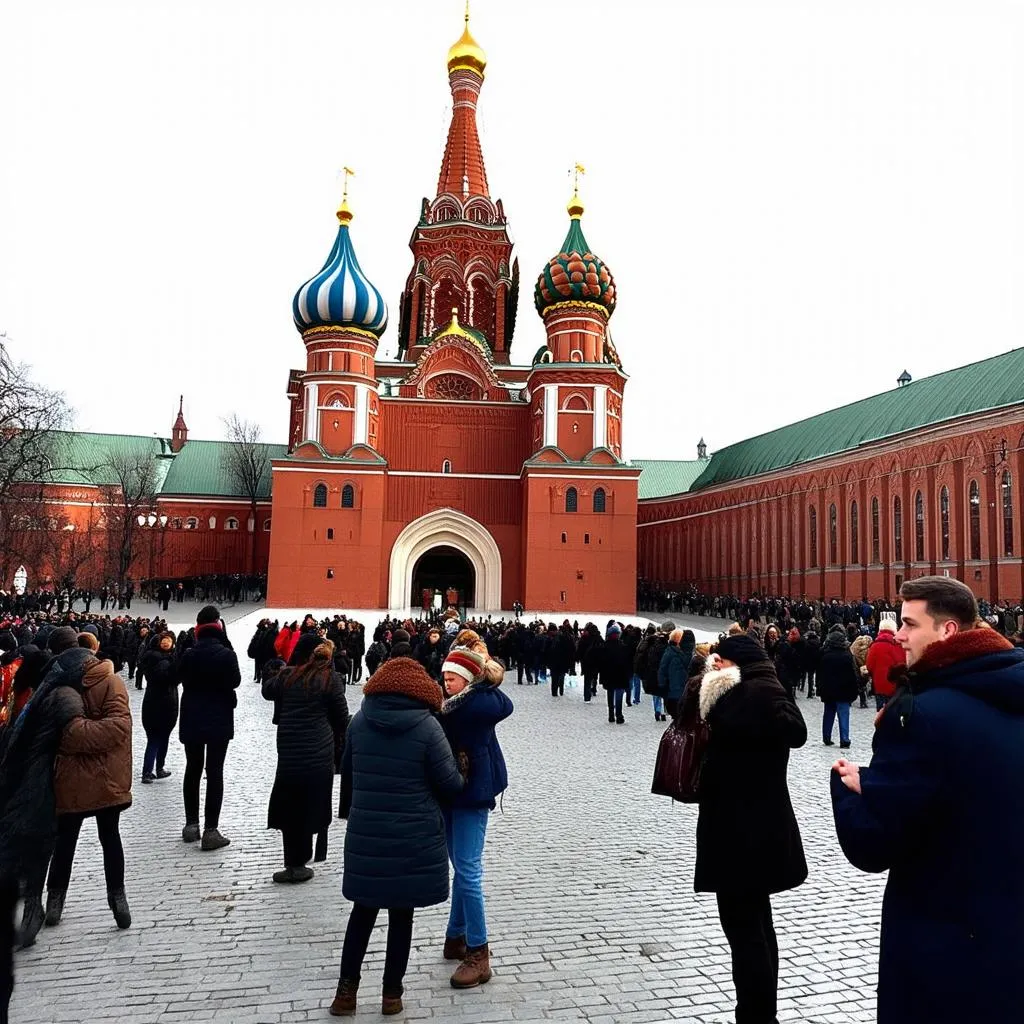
[
  {"x1": 443, "y1": 935, "x2": 467, "y2": 961},
  {"x1": 329, "y1": 978, "x2": 358, "y2": 1016},
  {"x1": 381, "y1": 991, "x2": 403, "y2": 1016},
  {"x1": 450, "y1": 943, "x2": 492, "y2": 989}
]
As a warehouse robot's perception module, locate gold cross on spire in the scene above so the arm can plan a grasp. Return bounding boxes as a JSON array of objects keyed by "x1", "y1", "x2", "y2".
[
  {"x1": 567, "y1": 163, "x2": 586, "y2": 219},
  {"x1": 571, "y1": 162, "x2": 586, "y2": 197},
  {"x1": 465, "y1": 0, "x2": 471, "y2": 26},
  {"x1": 337, "y1": 166, "x2": 356, "y2": 225}
]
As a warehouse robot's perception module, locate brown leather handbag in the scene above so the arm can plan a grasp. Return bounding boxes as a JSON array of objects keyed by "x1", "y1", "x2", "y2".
[{"x1": 650, "y1": 704, "x2": 709, "y2": 804}]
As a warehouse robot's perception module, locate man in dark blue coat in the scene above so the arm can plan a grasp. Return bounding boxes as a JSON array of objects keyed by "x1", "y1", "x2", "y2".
[
  {"x1": 177, "y1": 606, "x2": 241, "y2": 851},
  {"x1": 831, "y1": 576, "x2": 1024, "y2": 1024}
]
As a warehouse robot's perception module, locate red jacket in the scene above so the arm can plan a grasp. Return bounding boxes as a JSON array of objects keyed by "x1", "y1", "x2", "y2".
[
  {"x1": 865, "y1": 632, "x2": 905, "y2": 697},
  {"x1": 274, "y1": 627, "x2": 299, "y2": 662}
]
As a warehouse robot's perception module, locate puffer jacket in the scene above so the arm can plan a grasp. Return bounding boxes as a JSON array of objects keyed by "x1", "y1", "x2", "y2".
[
  {"x1": 54, "y1": 658, "x2": 132, "y2": 815},
  {"x1": 440, "y1": 679, "x2": 513, "y2": 810},
  {"x1": 866, "y1": 632, "x2": 905, "y2": 698},
  {"x1": 658, "y1": 642, "x2": 694, "y2": 701}
]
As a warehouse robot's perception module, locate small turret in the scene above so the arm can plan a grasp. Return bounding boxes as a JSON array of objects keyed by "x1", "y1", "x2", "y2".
[{"x1": 171, "y1": 396, "x2": 188, "y2": 453}]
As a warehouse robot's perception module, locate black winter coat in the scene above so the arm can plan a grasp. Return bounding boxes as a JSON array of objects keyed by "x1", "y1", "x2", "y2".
[
  {"x1": 695, "y1": 659, "x2": 807, "y2": 895},
  {"x1": 340, "y1": 660, "x2": 463, "y2": 909},
  {"x1": 263, "y1": 667, "x2": 349, "y2": 834},
  {"x1": 139, "y1": 649, "x2": 179, "y2": 735},
  {"x1": 178, "y1": 629, "x2": 242, "y2": 745},
  {"x1": 817, "y1": 637, "x2": 860, "y2": 704},
  {"x1": 545, "y1": 631, "x2": 576, "y2": 674},
  {"x1": 599, "y1": 636, "x2": 633, "y2": 690}
]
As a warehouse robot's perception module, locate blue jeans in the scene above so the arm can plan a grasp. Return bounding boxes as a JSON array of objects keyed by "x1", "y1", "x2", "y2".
[
  {"x1": 445, "y1": 807, "x2": 489, "y2": 948},
  {"x1": 875, "y1": 694, "x2": 888, "y2": 711},
  {"x1": 630, "y1": 675, "x2": 642, "y2": 704},
  {"x1": 606, "y1": 688, "x2": 625, "y2": 719},
  {"x1": 143, "y1": 730, "x2": 171, "y2": 775},
  {"x1": 652, "y1": 695, "x2": 664, "y2": 718},
  {"x1": 822, "y1": 702, "x2": 851, "y2": 744}
]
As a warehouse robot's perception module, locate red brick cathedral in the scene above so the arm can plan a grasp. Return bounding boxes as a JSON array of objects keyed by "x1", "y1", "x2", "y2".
[{"x1": 266, "y1": 16, "x2": 640, "y2": 611}]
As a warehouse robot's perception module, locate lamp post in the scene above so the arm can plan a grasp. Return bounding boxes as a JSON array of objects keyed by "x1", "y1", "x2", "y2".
[
  {"x1": 984, "y1": 439, "x2": 1008, "y2": 606},
  {"x1": 137, "y1": 512, "x2": 170, "y2": 590}
]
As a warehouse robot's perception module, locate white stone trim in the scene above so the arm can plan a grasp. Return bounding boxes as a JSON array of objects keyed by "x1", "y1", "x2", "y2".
[
  {"x1": 353, "y1": 384, "x2": 369, "y2": 445},
  {"x1": 304, "y1": 383, "x2": 318, "y2": 442},
  {"x1": 544, "y1": 385, "x2": 558, "y2": 448},
  {"x1": 388, "y1": 508, "x2": 502, "y2": 610},
  {"x1": 593, "y1": 386, "x2": 608, "y2": 448}
]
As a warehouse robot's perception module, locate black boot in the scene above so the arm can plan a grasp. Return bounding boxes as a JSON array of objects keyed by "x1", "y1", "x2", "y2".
[
  {"x1": 44, "y1": 889, "x2": 66, "y2": 927},
  {"x1": 107, "y1": 887, "x2": 132, "y2": 929},
  {"x1": 18, "y1": 895, "x2": 44, "y2": 949}
]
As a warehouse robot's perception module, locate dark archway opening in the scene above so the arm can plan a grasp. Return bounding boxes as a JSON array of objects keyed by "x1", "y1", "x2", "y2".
[{"x1": 411, "y1": 545, "x2": 475, "y2": 609}]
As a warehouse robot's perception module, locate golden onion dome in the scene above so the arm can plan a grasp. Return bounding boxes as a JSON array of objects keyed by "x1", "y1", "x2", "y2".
[{"x1": 447, "y1": 10, "x2": 486, "y2": 77}]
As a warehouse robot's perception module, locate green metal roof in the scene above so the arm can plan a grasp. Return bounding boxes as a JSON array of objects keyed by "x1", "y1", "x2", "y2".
[
  {"x1": 689, "y1": 347, "x2": 1024, "y2": 491},
  {"x1": 159, "y1": 439, "x2": 287, "y2": 498},
  {"x1": 633, "y1": 459, "x2": 708, "y2": 500},
  {"x1": 42, "y1": 432, "x2": 168, "y2": 487}
]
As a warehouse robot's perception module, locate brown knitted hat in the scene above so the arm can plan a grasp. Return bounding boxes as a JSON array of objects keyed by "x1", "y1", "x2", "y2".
[{"x1": 363, "y1": 656, "x2": 442, "y2": 711}]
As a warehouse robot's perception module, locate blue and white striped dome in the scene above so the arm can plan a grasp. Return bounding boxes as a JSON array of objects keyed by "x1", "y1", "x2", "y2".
[{"x1": 292, "y1": 207, "x2": 388, "y2": 337}]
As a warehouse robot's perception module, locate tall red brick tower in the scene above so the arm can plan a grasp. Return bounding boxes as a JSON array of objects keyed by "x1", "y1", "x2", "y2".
[
  {"x1": 396, "y1": 8, "x2": 519, "y2": 365},
  {"x1": 520, "y1": 184, "x2": 640, "y2": 611}
]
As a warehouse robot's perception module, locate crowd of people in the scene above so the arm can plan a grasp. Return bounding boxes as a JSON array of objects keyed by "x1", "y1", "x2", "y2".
[{"x1": 0, "y1": 575, "x2": 1022, "y2": 1023}]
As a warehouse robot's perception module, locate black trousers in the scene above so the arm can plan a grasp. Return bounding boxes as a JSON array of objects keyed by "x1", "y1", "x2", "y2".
[
  {"x1": 664, "y1": 697, "x2": 680, "y2": 720},
  {"x1": 716, "y1": 892, "x2": 779, "y2": 1024},
  {"x1": 339, "y1": 903, "x2": 414, "y2": 995},
  {"x1": 282, "y1": 829, "x2": 312, "y2": 868},
  {"x1": 0, "y1": 874, "x2": 16, "y2": 1024},
  {"x1": 550, "y1": 671, "x2": 565, "y2": 696},
  {"x1": 47, "y1": 807, "x2": 125, "y2": 893},
  {"x1": 183, "y1": 740, "x2": 230, "y2": 829}
]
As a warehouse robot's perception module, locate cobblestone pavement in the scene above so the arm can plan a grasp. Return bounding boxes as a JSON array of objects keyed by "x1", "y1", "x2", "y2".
[{"x1": 11, "y1": 609, "x2": 885, "y2": 1024}]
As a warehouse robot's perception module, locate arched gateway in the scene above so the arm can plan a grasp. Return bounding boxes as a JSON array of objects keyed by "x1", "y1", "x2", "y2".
[{"x1": 388, "y1": 508, "x2": 502, "y2": 611}]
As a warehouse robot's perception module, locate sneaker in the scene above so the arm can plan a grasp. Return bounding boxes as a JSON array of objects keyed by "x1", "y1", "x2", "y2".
[
  {"x1": 141, "y1": 773, "x2": 155, "y2": 784},
  {"x1": 822, "y1": 739, "x2": 834, "y2": 747},
  {"x1": 201, "y1": 828, "x2": 231, "y2": 851},
  {"x1": 182, "y1": 822, "x2": 201, "y2": 843},
  {"x1": 156, "y1": 768, "x2": 172, "y2": 779}
]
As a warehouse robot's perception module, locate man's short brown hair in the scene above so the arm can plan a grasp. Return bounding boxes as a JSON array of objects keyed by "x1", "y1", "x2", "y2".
[{"x1": 899, "y1": 576, "x2": 978, "y2": 628}]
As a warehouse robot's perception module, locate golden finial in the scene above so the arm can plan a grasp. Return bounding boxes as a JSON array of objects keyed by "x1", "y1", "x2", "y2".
[
  {"x1": 447, "y1": 0, "x2": 487, "y2": 76},
  {"x1": 336, "y1": 166, "x2": 355, "y2": 225},
  {"x1": 567, "y1": 163, "x2": 585, "y2": 219}
]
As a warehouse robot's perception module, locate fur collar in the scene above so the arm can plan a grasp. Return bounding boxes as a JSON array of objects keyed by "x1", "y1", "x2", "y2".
[
  {"x1": 699, "y1": 665, "x2": 741, "y2": 720},
  {"x1": 890, "y1": 627, "x2": 1014, "y2": 690},
  {"x1": 363, "y1": 656, "x2": 442, "y2": 712}
]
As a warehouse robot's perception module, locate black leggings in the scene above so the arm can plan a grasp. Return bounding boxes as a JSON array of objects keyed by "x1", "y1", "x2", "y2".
[
  {"x1": 282, "y1": 830, "x2": 312, "y2": 868},
  {"x1": 716, "y1": 891, "x2": 779, "y2": 1024},
  {"x1": 47, "y1": 807, "x2": 125, "y2": 893},
  {"x1": 339, "y1": 904, "x2": 414, "y2": 995},
  {"x1": 183, "y1": 740, "x2": 229, "y2": 829},
  {"x1": 0, "y1": 874, "x2": 16, "y2": 1024}
]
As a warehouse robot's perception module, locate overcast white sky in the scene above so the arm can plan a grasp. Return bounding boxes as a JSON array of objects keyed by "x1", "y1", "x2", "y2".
[{"x1": 1, "y1": 0, "x2": 1022, "y2": 460}]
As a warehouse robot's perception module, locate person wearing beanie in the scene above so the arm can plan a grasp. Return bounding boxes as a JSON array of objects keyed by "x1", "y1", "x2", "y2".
[
  {"x1": 47, "y1": 627, "x2": 78, "y2": 655},
  {"x1": 634, "y1": 621, "x2": 674, "y2": 719},
  {"x1": 177, "y1": 605, "x2": 241, "y2": 851},
  {"x1": 695, "y1": 636, "x2": 807, "y2": 1024},
  {"x1": 438, "y1": 645, "x2": 512, "y2": 990},
  {"x1": 138, "y1": 632, "x2": 180, "y2": 784},
  {"x1": 599, "y1": 623, "x2": 632, "y2": 724},
  {"x1": 263, "y1": 639, "x2": 348, "y2": 884},
  {"x1": 77, "y1": 632, "x2": 100, "y2": 653},
  {"x1": 330, "y1": 657, "x2": 464, "y2": 1017},
  {"x1": 658, "y1": 629, "x2": 696, "y2": 721},
  {"x1": 865, "y1": 615, "x2": 905, "y2": 711},
  {"x1": 817, "y1": 624, "x2": 859, "y2": 748}
]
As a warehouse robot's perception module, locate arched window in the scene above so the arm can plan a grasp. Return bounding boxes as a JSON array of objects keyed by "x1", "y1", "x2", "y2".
[
  {"x1": 313, "y1": 483, "x2": 328, "y2": 508},
  {"x1": 969, "y1": 480, "x2": 981, "y2": 559},
  {"x1": 341, "y1": 484, "x2": 355, "y2": 508},
  {"x1": 850, "y1": 500, "x2": 859, "y2": 563},
  {"x1": 593, "y1": 487, "x2": 606, "y2": 513},
  {"x1": 940, "y1": 486, "x2": 950, "y2": 560},
  {"x1": 871, "y1": 497, "x2": 880, "y2": 563},
  {"x1": 263, "y1": 518, "x2": 272, "y2": 532},
  {"x1": 893, "y1": 497, "x2": 903, "y2": 561},
  {"x1": 1002, "y1": 470, "x2": 1014, "y2": 556},
  {"x1": 828, "y1": 503, "x2": 837, "y2": 564},
  {"x1": 914, "y1": 490, "x2": 925, "y2": 562},
  {"x1": 171, "y1": 517, "x2": 182, "y2": 530},
  {"x1": 566, "y1": 487, "x2": 578, "y2": 513},
  {"x1": 809, "y1": 507, "x2": 818, "y2": 568},
  {"x1": 185, "y1": 517, "x2": 198, "y2": 531},
  {"x1": 225, "y1": 517, "x2": 239, "y2": 531},
  {"x1": 441, "y1": 460, "x2": 452, "y2": 474}
]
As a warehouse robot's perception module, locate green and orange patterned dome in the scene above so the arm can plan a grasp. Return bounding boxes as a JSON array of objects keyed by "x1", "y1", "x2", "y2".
[{"x1": 534, "y1": 194, "x2": 616, "y2": 317}]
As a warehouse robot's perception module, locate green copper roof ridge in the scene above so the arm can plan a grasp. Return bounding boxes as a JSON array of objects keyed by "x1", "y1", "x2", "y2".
[{"x1": 560, "y1": 217, "x2": 590, "y2": 255}]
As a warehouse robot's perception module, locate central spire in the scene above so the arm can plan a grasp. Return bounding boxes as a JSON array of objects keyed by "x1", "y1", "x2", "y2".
[{"x1": 437, "y1": 3, "x2": 489, "y2": 199}]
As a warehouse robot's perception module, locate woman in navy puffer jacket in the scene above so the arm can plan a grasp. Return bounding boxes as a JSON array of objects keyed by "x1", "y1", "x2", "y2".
[{"x1": 438, "y1": 634, "x2": 513, "y2": 993}]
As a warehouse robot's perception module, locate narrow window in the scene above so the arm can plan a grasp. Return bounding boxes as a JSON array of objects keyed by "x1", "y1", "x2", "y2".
[
  {"x1": 225, "y1": 517, "x2": 239, "y2": 531},
  {"x1": 1002, "y1": 470, "x2": 1014, "y2": 556},
  {"x1": 341, "y1": 484, "x2": 355, "y2": 508},
  {"x1": 584, "y1": 533, "x2": 590, "y2": 544},
  {"x1": 914, "y1": 490, "x2": 925, "y2": 562},
  {"x1": 809, "y1": 507, "x2": 817, "y2": 568},
  {"x1": 263, "y1": 518, "x2": 272, "y2": 532},
  {"x1": 593, "y1": 487, "x2": 606, "y2": 513},
  {"x1": 185, "y1": 517, "x2": 198, "y2": 531},
  {"x1": 566, "y1": 487, "x2": 578, "y2": 513},
  {"x1": 969, "y1": 480, "x2": 981, "y2": 559},
  {"x1": 442, "y1": 460, "x2": 452, "y2": 474},
  {"x1": 871, "y1": 497, "x2": 880, "y2": 563},
  {"x1": 940, "y1": 486, "x2": 950, "y2": 560},
  {"x1": 828, "y1": 503, "x2": 837, "y2": 564},
  {"x1": 327, "y1": 528, "x2": 334, "y2": 541},
  {"x1": 313, "y1": 483, "x2": 328, "y2": 508},
  {"x1": 561, "y1": 532, "x2": 567, "y2": 544},
  {"x1": 850, "y1": 500, "x2": 859, "y2": 563},
  {"x1": 894, "y1": 497, "x2": 903, "y2": 561}
]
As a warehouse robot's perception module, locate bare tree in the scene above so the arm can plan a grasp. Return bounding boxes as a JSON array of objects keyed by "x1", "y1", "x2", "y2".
[
  {"x1": 221, "y1": 414, "x2": 268, "y2": 573},
  {"x1": 99, "y1": 448, "x2": 157, "y2": 593}
]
